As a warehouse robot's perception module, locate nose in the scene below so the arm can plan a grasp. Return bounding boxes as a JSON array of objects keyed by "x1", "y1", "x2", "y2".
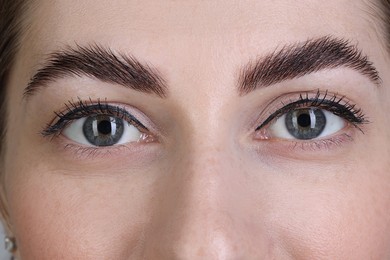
[{"x1": 141, "y1": 140, "x2": 272, "y2": 259}]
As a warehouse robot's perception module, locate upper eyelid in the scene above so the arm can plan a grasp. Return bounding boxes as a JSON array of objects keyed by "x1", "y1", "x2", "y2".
[{"x1": 42, "y1": 102, "x2": 148, "y2": 137}]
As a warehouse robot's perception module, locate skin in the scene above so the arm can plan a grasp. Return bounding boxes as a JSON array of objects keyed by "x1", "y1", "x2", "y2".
[{"x1": 2, "y1": 0, "x2": 390, "y2": 259}]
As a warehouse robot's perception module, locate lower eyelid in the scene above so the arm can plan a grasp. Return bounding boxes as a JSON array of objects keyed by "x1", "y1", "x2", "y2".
[
  {"x1": 50, "y1": 134, "x2": 159, "y2": 161},
  {"x1": 252, "y1": 131, "x2": 356, "y2": 161}
]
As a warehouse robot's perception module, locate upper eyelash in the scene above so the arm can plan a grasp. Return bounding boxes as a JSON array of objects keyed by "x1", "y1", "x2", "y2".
[
  {"x1": 255, "y1": 90, "x2": 368, "y2": 131},
  {"x1": 43, "y1": 91, "x2": 366, "y2": 138},
  {"x1": 41, "y1": 98, "x2": 147, "y2": 137}
]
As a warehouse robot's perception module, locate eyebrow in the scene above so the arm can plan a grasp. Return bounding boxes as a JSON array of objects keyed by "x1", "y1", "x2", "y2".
[
  {"x1": 24, "y1": 44, "x2": 168, "y2": 98},
  {"x1": 238, "y1": 36, "x2": 381, "y2": 95}
]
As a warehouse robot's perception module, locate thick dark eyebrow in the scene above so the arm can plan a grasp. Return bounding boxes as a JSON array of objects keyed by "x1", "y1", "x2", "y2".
[
  {"x1": 24, "y1": 44, "x2": 168, "y2": 98},
  {"x1": 238, "y1": 36, "x2": 381, "y2": 95}
]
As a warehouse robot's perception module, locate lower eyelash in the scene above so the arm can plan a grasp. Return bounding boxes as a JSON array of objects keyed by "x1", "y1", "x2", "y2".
[
  {"x1": 254, "y1": 132, "x2": 355, "y2": 159},
  {"x1": 289, "y1": 133, "x2": 353, "y2": 151},
  {"x1": 255, "y1": 90, "x2": 368, "y2": 132},
  {"x1": 63, "y1": 143, "x2": 131, "y2": 159}
]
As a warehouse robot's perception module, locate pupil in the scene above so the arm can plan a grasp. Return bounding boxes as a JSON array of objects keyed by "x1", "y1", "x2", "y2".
[
  {"x1": 97, "y1": 120, "x2": 112, "y2": 135},
  {"x1": 297, "y1": 113, "x2": 311, "y2": 128}
]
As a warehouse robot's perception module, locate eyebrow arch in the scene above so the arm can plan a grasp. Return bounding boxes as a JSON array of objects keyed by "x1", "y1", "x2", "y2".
[
  {"x1": 24, "y1": 44, "x2": 168, "y2": 98},
  {"x1": 238, "y1": 36, "x2": 381, "y2": 95}
]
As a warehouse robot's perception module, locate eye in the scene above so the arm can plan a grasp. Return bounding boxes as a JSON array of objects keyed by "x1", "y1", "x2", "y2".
[
  {"x1": 63, "y1": 115, "x2": 143, "y2": 146},
  {"x1": 254, "y1": 91, "x2": 368, "y2": 143},
  {"x1": 268, "y1": 107, "x2": 345, "y2": 140}
]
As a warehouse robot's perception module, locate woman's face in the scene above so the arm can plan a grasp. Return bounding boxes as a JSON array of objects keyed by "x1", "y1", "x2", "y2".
[{"x1": 3, "y1": 0, "x2": 390, "y2": 258}]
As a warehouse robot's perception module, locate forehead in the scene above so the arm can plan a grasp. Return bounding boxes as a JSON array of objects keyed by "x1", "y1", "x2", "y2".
[{"x1": 28, "y1": 0, "x2": 376, "y2": 50}]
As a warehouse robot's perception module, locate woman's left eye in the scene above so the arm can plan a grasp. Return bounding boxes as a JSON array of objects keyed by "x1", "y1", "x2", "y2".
[
  {"x1": 63, "y1": 115, "x2": 143, "y2": 146},
  {"x1": 267, "y1": 108, "x2": 346, "y2": 140}
]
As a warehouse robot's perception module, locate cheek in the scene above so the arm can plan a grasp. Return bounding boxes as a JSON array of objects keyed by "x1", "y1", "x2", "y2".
[
  {"x1": 4, "y1": 151, "x2": 390, "y2": 258},
  {"x1": 271, "y1": 169, "x2": 390, "y2": 258},
  {"x1": 241, "y1": 156, "x2": 390, "y2": 259},
  {"x1": 6, "y1": 167, "x2": 157, "y2": 259}
]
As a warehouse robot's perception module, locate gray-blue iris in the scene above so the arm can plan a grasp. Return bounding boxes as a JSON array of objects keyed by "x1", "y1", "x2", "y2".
[
  {"x1": 83, "y1": 115, "x2": 124, "y2": 146},
  {"x1": 285, "y1": 108, "x2": 326, "y2": 140}
]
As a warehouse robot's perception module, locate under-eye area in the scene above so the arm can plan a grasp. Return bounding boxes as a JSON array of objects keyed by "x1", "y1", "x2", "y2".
[{"x1": 253, "y1": 90, "x2": 368, "y2": 151}]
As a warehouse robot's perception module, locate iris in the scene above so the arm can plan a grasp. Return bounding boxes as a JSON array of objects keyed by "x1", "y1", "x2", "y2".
[
  {"x1": 83, "y1": 115, "x2": 124, "y2": 146},
  {"x1": 285, "y1": 108, "x2": 326, "y2": 140}
]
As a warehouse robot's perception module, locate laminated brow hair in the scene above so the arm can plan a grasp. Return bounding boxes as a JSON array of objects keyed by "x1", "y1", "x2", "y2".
[
  {"x1": 24, "y1": 44, "x2": 168, "y2": 98},
  {"x1": 238, "y1": 36, "x2": 381, "y2": 94}
]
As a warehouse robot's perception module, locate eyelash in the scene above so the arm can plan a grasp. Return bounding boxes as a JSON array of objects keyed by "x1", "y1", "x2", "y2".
[
  {"x1": 43, "y1": 90, "x2": 367, "y2": 154},
  {"x1": 41, "y1": 98, "x2": 148, "y2": 137},
  {"x1": 255, "y1": 90, "x2": 368, "y2": 132}
]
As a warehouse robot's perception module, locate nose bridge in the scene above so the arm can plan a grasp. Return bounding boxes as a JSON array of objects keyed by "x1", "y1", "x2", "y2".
[
  {"x1": 174, "y1": 149, "x2": 240, "y2": 258},
  {"x1": 142, "y1": 138, "x2": 265, "y2": 259}
]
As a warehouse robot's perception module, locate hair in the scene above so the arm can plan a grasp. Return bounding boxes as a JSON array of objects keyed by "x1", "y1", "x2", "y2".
[
  {"x1": 0, "y1": 0, "x2": 27, "y2": 157},
  {"x1": 0, "y1": 0, "x2": 28, "y2": 225},
  {"x1": 369, "y1": 0, "x2": 390, "y2": 52},
  {"x1": 381, "y1": 1, "x2": 390, "y2": 49}
]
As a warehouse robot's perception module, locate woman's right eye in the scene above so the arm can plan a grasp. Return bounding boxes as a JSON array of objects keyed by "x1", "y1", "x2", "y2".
[
  {"x1": 42, "y1": 100, "x2": 153, "y2": 147},
  {"x1": 63, "y1": 114, "x2": 144, "y2": 147}
]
